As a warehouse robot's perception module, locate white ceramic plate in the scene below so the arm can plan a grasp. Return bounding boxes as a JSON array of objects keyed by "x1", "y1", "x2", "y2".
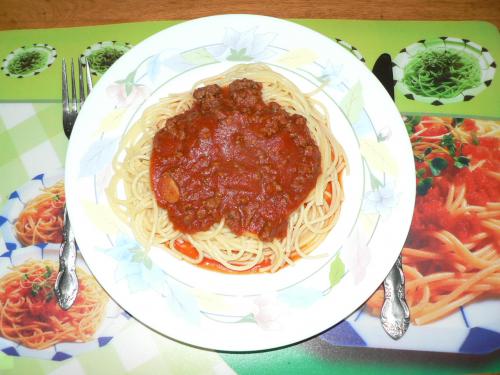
[{"x1": 65, "y1": 14, "x2": 415, "y2": 351}]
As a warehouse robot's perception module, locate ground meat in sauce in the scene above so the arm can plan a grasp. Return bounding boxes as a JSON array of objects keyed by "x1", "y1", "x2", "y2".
[{"x1": 150, "y1": 78, "x2": 321, "y2": 241}]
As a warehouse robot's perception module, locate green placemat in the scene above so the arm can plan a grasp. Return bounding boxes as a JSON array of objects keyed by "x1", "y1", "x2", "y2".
[
  {"x1": 0, "y1": 20, "x2": 499, "y2": 118},
  {"x1": 0, "y1": 19, "x2": 499, "y2": 375}
]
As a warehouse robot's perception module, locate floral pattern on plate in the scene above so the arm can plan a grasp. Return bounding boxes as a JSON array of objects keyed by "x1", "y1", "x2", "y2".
[{"x1": 64, "y1": 15, "x2": 414, "y2": 351}]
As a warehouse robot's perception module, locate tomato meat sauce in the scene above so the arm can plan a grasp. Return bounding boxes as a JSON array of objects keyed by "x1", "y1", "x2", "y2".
[
  {"x1": 150, "y1": 79, "x2": 321, "y2": 242},
  {"x1": 407, "y1": 133, "x2": 500, "y2": 249}
]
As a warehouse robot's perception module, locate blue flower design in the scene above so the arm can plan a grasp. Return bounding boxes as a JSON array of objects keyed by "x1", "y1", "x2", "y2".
[
  {"x1": 317, "y1": 60, "x2": 358, "y2": 93},
  {"x1": 145, "y1": 47, "x2": 218, "y2": 81},
  {"x1": 79, "y1": 137, "x2": 119, "y2": 178},
  {"x1": 362, "y1": 181, "x2": 400, "y2": 216},
  {"x1": 100, "y1": 234, "x2": 201, "y2": 324},
  {"x1": 207, "y1": 27, "x2": 277, "y2": 61}
]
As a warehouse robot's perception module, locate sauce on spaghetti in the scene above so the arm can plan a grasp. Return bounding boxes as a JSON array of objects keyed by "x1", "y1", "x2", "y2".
[
  {"x1": 0, "y1": 263, "x2": 83, "y2": 321},
  {"x1": 151, "y1": 79, "x2": 321, "y2": 241},
  {"x1": 0, "y1": 260, "x2": 108, "y2": 349},
  {"x1": 408, "y1": 130, "x2": 500, "y2": 252}
]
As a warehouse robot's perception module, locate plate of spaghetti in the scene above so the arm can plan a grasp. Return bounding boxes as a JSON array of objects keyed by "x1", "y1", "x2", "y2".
[
  {"x1": 0, "y1": 245, "x2": 129, "y2": 361},
  {"x1": 64, "y1": 15, "x2": 415, "y2": 351},
  {"x1": 0, "y1": 169, "x2": 65, "y2": 251}
]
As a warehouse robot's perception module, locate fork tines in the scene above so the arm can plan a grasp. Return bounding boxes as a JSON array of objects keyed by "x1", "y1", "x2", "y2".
[{"x1": 62, "y1": 58, "x2": 93, "y2": 138}]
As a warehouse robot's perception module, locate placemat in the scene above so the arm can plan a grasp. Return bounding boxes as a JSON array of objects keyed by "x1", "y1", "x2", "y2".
[{"x1": 0, "y1": 19, "x2": 498, "y2": 375}]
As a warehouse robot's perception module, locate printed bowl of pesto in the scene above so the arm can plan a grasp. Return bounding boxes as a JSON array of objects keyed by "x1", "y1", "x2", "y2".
[
  {"x1": 393, "y1": 37, "x2": 496, "y2": 105},
  {"x1": 81, "y1": 41, "x2": 133, "y2": 76},
  {"x1": 1, "y1": 44, "x2": 57, "y2": 78}
]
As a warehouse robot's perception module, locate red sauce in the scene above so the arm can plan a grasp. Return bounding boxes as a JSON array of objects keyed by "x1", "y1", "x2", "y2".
[
  {"x1": 151, "y1": 79, "x2": 321, "y2": 241},
  {"x1": 0, "y1": 264, "x2": 87, "y2": 325},
  {"x1": 407, "y1": 134, "x2": 500, "y2": 249},
  {"x1": 172, "y1": 239, "x2": 300, "y2": 273}
]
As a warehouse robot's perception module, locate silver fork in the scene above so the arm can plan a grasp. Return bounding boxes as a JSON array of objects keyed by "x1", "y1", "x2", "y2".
[{"x1": 55, "y1": 58, "x2": 92, "y2": 310}]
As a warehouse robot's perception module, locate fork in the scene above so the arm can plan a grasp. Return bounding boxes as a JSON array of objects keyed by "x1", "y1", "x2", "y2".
[{"x1": 55, "y1": 58, "x2": 92, "y2": 310}]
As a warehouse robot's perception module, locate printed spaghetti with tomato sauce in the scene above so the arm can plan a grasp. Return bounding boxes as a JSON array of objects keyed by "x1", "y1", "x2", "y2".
[
  {"x1": 367, "y1": 116, "x2": 500, "y2": 324},
  {"x1": 107, "y1": 64, "x2": 347, "y2": 273},
  {"x1": 0, "y1": 260, "x2": 108, "y2": 349},
  {"x1": 15, "y1": 181, "x2": 65, "y2": 246}
]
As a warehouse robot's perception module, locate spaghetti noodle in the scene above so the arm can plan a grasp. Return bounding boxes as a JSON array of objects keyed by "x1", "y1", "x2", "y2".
[
  {"x1": 15, "y1": 181, "x2": 65, "y2": 246},
  {"x1": 107, "y1": 64, "x2": 347, "y2": 273},
  {"x1": 367, "y1": 117, "x2": 500, "y2": 324},
  {"x1": 0, "y1": 259, "x2": 109, "y2": 349}
]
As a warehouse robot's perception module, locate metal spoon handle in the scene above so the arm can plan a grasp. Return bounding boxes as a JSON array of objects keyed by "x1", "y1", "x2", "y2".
[
  {"x1": 381, "y1": 255, "x2": 410, "y2": 339},
  {"x1": 55, "y1": 208, "x2": 79, "y2": 310}
]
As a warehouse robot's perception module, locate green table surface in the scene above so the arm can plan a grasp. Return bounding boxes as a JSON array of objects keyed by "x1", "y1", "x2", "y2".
[{"x1": 0, "y1": 19, "x2": 498, "y2": 375}]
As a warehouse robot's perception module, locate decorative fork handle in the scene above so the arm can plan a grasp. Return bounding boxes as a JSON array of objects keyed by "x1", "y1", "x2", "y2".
[
  {"x1": 55, "y1": 207, "x2": 79, "y2": 310},
  {"x1": 381, "y1": 255, "x2": 410, "y2": 339}
]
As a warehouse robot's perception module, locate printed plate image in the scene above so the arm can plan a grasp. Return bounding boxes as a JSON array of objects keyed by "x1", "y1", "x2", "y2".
[
  {"x1": 393, "y1": 37, "x2": 496, "y2": 105},
  {"x1": 334, "y1": 38, "x2": 366, "y2": 63},
  {"x1": 81, "y1": 41, "x2": 133, "y2": 76},
  {"x1": 0, "y1": 169, "x2": 65, "y2": 252},
  {"x1": 0, "y1": 245, "x2": 129, "y2": 361},
  {"x1": 1, "y1": 44, "x2": 57, "y2": 78}
]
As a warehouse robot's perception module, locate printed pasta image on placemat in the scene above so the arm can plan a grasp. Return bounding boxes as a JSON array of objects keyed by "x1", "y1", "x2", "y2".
[
  {"x1": 0, "y1": 171, "x2": 130, "y2": 361},
  {"x1": 81, "y1": 41, "x2": 133, "y2": 76},
  {"x1": 333, "y1": 38, "x2": 366, "y2": 63},
  {"x1": 1, "y1": 44, "x2": 57, "y2": 78},
  {"x1": 393, "y1": 37, "x2": 496, "y2": 105}
]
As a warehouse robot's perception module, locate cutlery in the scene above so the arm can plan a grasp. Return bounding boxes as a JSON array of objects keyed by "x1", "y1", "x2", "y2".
[
  {"x1": 372, "y1": 53, "x2": 410, "y2": 339},
  {"x1": 55, "y1": 58, "x2": 92, "y2": 310}
]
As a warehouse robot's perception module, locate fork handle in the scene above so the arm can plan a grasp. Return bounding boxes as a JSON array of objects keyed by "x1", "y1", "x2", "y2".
[
  {"x1": 381, "y1": 254, "x2": 410, "y2": 339},
  {"x1": 55, "y1": 207, "x2": 79, "y2": 310}
]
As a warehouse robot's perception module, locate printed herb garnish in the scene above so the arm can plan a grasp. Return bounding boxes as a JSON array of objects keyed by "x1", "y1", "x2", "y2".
[
  {"x1": 430, "y1": 157, "x2": 448, "y2": 176},
  {"x1": 414, "y1": 131, "x2": 473, "y2": 196},
  {"x1": 454, "y1": 156, "x2": 470, "y2": 169},
  {"x1": 471, "y1": 132, "x2": 480, "y2": 145},
  {"x1": 31, "y1": 283, "x2": 42, "y2": 296},
  {"x1": 44, "y1": 265, "x2": 53, "y2": 279},
  {"x1": 404, "y1": 116, "x2": 421, "y2": 136},
  {"x1": 440, "y1": 134, "x2": 456, "y2": 156},
  {"x1": 27, "y1": 265, "x2": 55, "y2": 300},
  {"x1": 417, "y1": 177, "x2": 433, "y2": 195}
]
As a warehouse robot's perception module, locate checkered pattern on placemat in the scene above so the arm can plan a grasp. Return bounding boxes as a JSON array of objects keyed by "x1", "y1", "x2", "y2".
[
  {"x1": 0, "y1": 103, "x2": 67, "y2": 206},
  {"x1": 0, "y1": 102, "x2": 236, "y2": 374}
]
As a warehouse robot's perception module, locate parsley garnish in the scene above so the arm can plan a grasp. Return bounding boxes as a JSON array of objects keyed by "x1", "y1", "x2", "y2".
[
  {"x1": 454, "y1": 156, "x2": 470, "y2": 169},
  {"x1": 440, "y1": 134, "x2": 456, "y2": 156},
  {"x1": 52, "y1": 194, "x2": 60, "y2": 201},
  {"x1": 438, "y1": 133, "x2": 471, "y2": 169},
  {"x1": 417, "y1": 177, "x2": 433, "y2": 195},
  {"x1": 430, "y1": 157, "x2": 448, "y2": 176},
  {"x1": 31, "y1": 283, "x2": 41, "y2": 296},
  {"x1": 404, "y1": 116, "x2": 421, "y2": 136},
  {"x1": 471, "y1": 132, "x2": 479, "y2": 145},
  {"x1": 28, "y1": 265, "x2": 54, "y2": 299},
  {"x1": 44, "y1": 265, "x2": 53, "y2": 279}
]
